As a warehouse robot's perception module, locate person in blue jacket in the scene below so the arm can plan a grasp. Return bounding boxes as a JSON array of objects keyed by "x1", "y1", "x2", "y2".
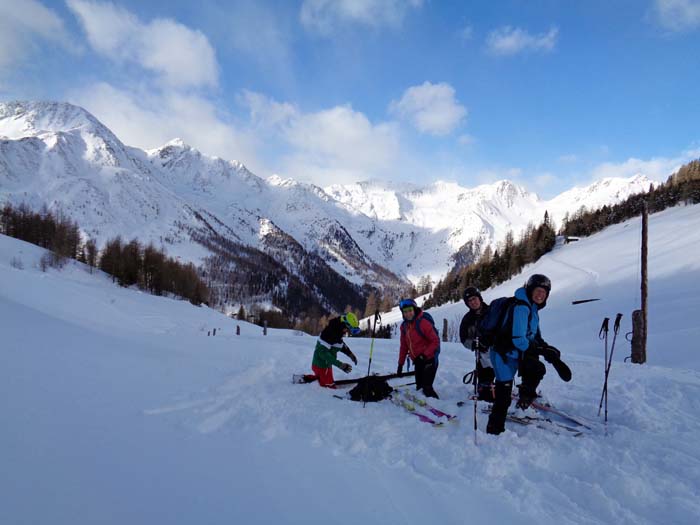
[{"x1": 486, "y1": 274, "x2": 560, "y2": 435}]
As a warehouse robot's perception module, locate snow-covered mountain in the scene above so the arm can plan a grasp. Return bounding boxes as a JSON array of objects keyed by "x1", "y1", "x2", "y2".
[{"x1": 0, "y1": 101, "x2": 658, "y2": 309}]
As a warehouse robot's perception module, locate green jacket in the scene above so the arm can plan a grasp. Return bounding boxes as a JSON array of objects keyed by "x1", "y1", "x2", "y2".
[{"x1": 312, "y1": 339, "x2": 343, "y2": 369}]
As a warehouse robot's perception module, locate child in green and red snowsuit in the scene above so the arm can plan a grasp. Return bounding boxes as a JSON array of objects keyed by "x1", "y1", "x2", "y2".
[{"x1": 311, "y1": 313, "x2": 360, "y2": 387}]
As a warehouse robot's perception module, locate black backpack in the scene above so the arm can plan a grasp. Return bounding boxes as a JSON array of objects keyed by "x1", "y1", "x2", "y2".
[
  {"x1": 348, "y1": 375, "x2": 393, "y2": 402},
  {"x1": 477, "y1": 296, "x2": 529, "y2": 352}
]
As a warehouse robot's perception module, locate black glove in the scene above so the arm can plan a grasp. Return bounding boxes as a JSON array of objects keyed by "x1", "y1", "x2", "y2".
[
  {"x1": 397, "y1": 364, "x2": 403, "y2": 374},
  {"x1": 338, "y1": 362, "x2": 352, "y2": 374},
  {"x1": 539, "y1": 345, "x2": 561, "y2": 363},
  {"x1": 341, "y1": 344, "x2": 358, "y2": 365}
]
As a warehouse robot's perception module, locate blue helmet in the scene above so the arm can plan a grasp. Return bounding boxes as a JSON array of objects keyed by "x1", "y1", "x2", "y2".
[{"x1": 399, "y1": 298, "x2": 418, "y2": 311}]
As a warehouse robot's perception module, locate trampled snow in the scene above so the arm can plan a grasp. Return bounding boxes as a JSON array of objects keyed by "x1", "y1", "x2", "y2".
[{"x1": 2, "y1": 203, "x2": 699, "y2": 524}]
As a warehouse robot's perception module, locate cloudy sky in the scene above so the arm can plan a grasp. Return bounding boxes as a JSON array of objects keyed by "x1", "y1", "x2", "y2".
[{"x1": 1, "y1": 0, "x2": 699, "y2": 196}]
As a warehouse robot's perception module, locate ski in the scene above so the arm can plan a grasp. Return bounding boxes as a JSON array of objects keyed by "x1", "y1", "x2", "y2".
[
  {"x1": 389, "y1": 395, "x2": 444, "y2": 427},
  {"x1": 512, "y1": 394, "x2": 592, "y2": 430},
  {"x1": 292, "y1": 370, "x2": 416, "y2": 386},
  {"x1": 395, "y1": 389, "x2": 457, "y2": 421},
  {"x1": 481, "y1": 408, "x2": 583, "y2": 437}
]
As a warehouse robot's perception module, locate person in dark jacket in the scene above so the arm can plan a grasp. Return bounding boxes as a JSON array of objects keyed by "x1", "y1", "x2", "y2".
[
  {"x1": 396, "y1": 298, "x2": 440, "y2": 398},
  {"x1": 311, "y1": 313, "x2": 359, "y2": 388},
  {"x1": 487, "y1": 274, "x2": 560, "y2": 435},
  {"x1": 459, "y1": 286, "x2": 495, "y2": 401}
]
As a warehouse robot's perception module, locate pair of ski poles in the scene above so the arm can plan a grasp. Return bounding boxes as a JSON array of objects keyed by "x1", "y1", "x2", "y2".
[{"x1": 598, "y1": 313, "x2": 623, "y2": 423}]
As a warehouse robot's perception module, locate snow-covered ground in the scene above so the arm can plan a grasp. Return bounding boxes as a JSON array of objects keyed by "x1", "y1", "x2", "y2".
[{"x1": 2, "y1": 204, "x2": 700, "y2": 524}]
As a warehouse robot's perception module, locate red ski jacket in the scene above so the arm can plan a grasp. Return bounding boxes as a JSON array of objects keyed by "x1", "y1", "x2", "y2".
[{"x1": 398, "y1": 311, "x2": 440, "y2": 365}]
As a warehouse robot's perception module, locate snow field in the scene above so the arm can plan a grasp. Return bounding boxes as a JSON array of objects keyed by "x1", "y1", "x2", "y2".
[{"x1": 2, "y1": 203, "x2": 700, "y2": 524}]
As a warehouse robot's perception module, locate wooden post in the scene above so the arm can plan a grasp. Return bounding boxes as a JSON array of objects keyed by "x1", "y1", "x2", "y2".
[
  {"x1": 263, "y1": 320, "x2": 268, "y2": 336},
  {"x1": 632, "y1": 201, "x2": 649, "y2": 364},
  {"x1": 442, "y1": 318, "x2": 448, "y2": 342},
  {"x1": 367, "y1": 319, "x2": 371, "y2": 331},
  {"x1": 630, "y1": 309, "x2": 646, "y2": 363},
  {"x1": 213, "y1": 328, "x2": 217, "y2": 336},
  {"x1": 236, "y1": 325, "x2": 240, "y2": 336}
]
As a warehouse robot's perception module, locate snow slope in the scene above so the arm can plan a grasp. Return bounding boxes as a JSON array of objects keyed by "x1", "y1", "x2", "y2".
[{"x1": 2, "y1": 208, "x2": 699, "y2": 523}]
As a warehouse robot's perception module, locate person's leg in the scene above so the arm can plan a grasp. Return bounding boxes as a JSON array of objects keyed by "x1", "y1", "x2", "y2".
[
  {"x1": 312, "y1": 365, "x2": 336, "y2": 388},
  {"x1": 414, "y1": 357, "x2": 425, "y2": 391},
  {"x1": 517, "y1": 351, "x2": 546, "y2": 409},
  {"x1": 421, "y1": 358, "x2": 439, "y2": 399},
  {"x1": 487, "y1": 351, "x2": 516, "y2": 435},
  {"x1": 476, "y1": 357, "x2": 496, "y2": 401},
  {"x1": 487, "y1": 380, "x2": 513, "y2": 435}
]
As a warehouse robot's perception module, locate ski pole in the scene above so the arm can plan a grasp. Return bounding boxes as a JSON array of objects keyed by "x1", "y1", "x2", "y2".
[
  {"x1": 598, "y1": 314, "x2": 622, "y2": 421},
  {"x1": 363, "y1": 309, "x2": 381, "y2": 408},
  {"x1": 473, "y1": 337, "x2": 479, "y2": 445},
  {"x1": 598, "y1": 318, "x2": 609, "y2": 416}
]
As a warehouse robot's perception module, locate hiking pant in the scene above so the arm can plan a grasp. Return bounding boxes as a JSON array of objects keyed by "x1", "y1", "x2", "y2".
[
  {"x1": 487, "y1": 380, "x2": 513, "y2": 435},
  {"x1": 312, "y1": 365, "x2": 335, "y2": 388},
  {"x1": 475, "y1": 354, "x2": 496, "y2": 401},
  {"x1": 415, "y1": 357, "x2": 439, "y2": 398},
  {"x1": 518, "y1": 350, "x2": 546, "y2": 401}
]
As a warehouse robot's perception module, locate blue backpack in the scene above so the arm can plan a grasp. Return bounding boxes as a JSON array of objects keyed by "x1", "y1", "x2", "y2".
[
  {"x1": 404, "y1": 311, "x2": 441, "y2": 363},
  {"x1": 477, "y1": 297, "x2": 529, "y2": 352}
]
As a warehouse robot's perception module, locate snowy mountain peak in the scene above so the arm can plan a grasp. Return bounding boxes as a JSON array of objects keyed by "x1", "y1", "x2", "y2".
[{"x1": 0, "y1": 101, "x2": 116, "y2": 142}]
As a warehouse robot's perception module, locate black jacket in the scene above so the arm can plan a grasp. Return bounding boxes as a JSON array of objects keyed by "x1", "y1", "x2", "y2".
[
  {"x1": 320, "y1": 317, "x2": 346, "y2": 347},
  {"x1": 459, "y1": 303, "x2": 490, "y2": 352}
]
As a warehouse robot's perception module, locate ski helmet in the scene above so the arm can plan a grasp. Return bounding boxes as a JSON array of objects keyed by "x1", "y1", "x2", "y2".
[
  {"x1": 526, "y1": 274, "x2": 551, "y2": 298},
  {"x1": 399, "y1": 298, "x2": 418, "y2": 311},
  {"x1": 341, "y1": 312, "x2": 360, "y2": 335},
  {"x1": 462, "y1": 286, "x2": 483, "y2": 306}
]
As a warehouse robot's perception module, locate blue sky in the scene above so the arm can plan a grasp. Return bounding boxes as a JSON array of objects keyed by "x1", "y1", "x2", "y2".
[{"x1": 1, "y1": 0, "x2": 699, "y2": 196}]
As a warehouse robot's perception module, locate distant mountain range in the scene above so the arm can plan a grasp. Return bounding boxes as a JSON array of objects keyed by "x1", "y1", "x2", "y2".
[{"x1": 0, "y1": 100, "x2": 657, "y2": 314}]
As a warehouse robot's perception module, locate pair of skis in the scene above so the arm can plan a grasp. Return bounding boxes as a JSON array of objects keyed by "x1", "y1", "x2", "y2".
[{"x1": 391, "y1": 389, "x2": 456, "y2": 426}]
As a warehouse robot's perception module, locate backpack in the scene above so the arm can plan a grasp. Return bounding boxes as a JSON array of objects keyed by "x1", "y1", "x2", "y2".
[
  {"x1": 406, "y1": 311, "x2": 441, "y2": 362},
  {"x1": 477, "y1": 296, "x2": 529, "y2": 353},
  {"x1": 348, "y1": 375, "x2": 393, "y2": 402}
]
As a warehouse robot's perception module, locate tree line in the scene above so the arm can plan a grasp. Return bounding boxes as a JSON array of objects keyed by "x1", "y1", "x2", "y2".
[
  {"x1": 560, "y1": 159, "x2": 700, "y2": 238},
  {"x1": 0, "y1": 202, "x2": 208, "y2": 305},
  {"x1": 424, "y1": 212, "x2": 557, "y2": 309},
  {"x1": 424, "y1": 157, "x2": 700, "y2": 310}
]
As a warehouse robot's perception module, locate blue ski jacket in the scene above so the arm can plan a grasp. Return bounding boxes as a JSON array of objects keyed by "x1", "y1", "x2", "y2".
[{"x1": 490, "y1": 286, "x2": 543, "y2": 382}]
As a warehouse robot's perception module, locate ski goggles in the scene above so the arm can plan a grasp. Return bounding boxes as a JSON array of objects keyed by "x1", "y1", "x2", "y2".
[
  {"x1": 347, "y1": 326, "x2": 361, "y2": 335},
  {"x1": 400, "y1": 306, "x2": 415, "y2": 313}
]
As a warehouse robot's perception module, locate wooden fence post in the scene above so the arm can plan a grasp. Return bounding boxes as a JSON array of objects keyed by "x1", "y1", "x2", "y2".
[{"x1": 442, "y1": 318, "x2": 448, "y2": 342}]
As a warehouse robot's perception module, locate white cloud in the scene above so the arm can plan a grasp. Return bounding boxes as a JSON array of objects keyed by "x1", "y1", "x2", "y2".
[
  {"x1": 69, "y1": 82, "x2": 259, "y2": 167},
  {"x1": 589, "y1": 150, "x2": 700, "y2": 182},
  {"x1": 238, "y1": 91, "x2": 401, "y2": 184},
  {"x1": 238, "y1": 90, "x2": 298, "y2": 130},
  {"x1": 486, "y1": 26, "x2": 559, "y2": 56},
  {"x1": 300, "y1": 0, "x2": 423, "y2": 35},
  {"x1": 653, "y1": 0, "x2": 700, "y2": 32},
  {"x1": 0, "y1": 0, "x2": 75, "y2": 70},
  {"x1": 284, "y1": 105, "x2": 401, "y2": 182},
  {"x1": 67, "y1": 0, "x2": 218, "y2": 88},
  {"x1": 389, "y1": 82, "x2": 467, "y2": 136}
]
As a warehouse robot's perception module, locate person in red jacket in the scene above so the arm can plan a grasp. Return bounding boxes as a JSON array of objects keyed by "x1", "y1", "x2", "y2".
[{"x1": 396, "y1": 298, "x2": 440, "y2": 398}]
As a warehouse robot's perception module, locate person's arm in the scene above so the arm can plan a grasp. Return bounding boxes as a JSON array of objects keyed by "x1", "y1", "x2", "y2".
[
  {"x1": 511, "y1": 304, "x2": 531, "y2": 353},
  {"x1": 340, "y1": 343, "x2": 358, "y2": 365},
  {"x1": 459, "y1": 314, "x2": 473, "y2": 349},
  {"x1": 397, "y1": 327, "x2": 408, "y2": 372}
]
